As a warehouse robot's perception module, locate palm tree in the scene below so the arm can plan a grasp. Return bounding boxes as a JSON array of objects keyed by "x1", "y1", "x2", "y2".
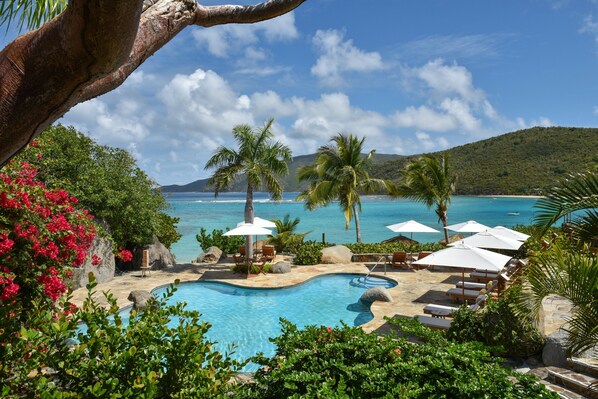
[
  {"x1": 268, "y1": 213, "x2": 308, "y2": 252},
  {"x1": 396, "y1": 153, "x2": 456, "y2": 243},
  {"x1": 534, "y1": 168, "x2": 598, "y2": 245},
  {"x1": 515, "y1": 246, "x2": 598, "y2": 357},
  {"x1": 205, "y1": 118, "x2": 292, "y2": 258},
  {"x1": 297, "y1": 133, "x2": 393, "y2": 243}
]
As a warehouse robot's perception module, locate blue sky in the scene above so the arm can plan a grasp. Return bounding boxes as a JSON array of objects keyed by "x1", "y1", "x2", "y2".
[{"x1": 4, "y1": 0, "x2": 598, "y2": 185}]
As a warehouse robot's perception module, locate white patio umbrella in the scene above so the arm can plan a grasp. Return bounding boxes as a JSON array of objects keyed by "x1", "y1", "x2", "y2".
[
  {"x1": 237, "y1": 216, "x2": 276, "y2": 229},
  {"x1": 237, "y1": 217, "x2": 277, "y2": 251},
  {"x1": 386, "y1": 220, "x2": 439, "y2": 254},
  {"x1": 491, "y1": 226, "x2": 531, "y2": 241},
  {"x1": 225, "y1": 223, "x2": 272, "y2": 237},
  {"x1": 412, "y1": 243, "x2": 512, "y2": 300},
  {"x1": 448, "y1": 231, "x2": 523, "y2": 251},
  {"x1": 224, "y1": 223, "x2": 273, "y2": 277},
  {"x1": 444, "y1": 220, "x2": 489, "y2": 233}
]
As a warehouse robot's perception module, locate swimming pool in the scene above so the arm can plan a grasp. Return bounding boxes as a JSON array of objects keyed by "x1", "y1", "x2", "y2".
[{"x1": 142, "y1": 273, "x2": 396, "y2": 371}]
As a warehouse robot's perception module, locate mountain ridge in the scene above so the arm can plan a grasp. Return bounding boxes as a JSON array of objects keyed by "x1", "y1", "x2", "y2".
[{"x1": 160, "y1": 126, "x2": 598, "y2": 195}]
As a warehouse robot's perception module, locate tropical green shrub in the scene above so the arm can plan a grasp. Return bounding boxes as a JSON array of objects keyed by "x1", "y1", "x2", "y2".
[
  {"x1": 345, "y1": 242, "x2": 444, "y2": 254},
  {"x1": 196, "y1": 227, "x2": 245, "y2": 254},
  {"x1": 237, "y1": 318, "x2": 557, "y2": 399},
  {"x1": 268, "y1": 213, "x2": 308, "y2": 252},
  {"x1": 1, "y1": 278, "x2": 243, "y2": 398},
  {"x1": 15, "y1": 124, "x2": 181, "y2": 249},
  {"x1": 231, "y1": 262, "x2": 273, "y2": 274},
  {"x1": 287, "y1": 240, "x2": 329, "y2": 265},
  {"x1": 447, "y1": 287, "x2": 545, "y2": 358}
]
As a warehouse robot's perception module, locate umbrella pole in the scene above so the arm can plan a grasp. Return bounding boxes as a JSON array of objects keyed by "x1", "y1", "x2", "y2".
[{"x1": 462, "y1": 268, "x2": 465, "y2": 303}]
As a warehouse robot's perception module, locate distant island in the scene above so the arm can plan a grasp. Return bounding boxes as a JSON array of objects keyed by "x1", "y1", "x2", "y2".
[{"x1": 160, "y1": 126, "x2": 598, "y2": 196}]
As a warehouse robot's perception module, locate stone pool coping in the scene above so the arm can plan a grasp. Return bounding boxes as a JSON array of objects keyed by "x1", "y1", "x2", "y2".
[{"x1": 70, "y1": 258, "x2": 570, "y2": 336}]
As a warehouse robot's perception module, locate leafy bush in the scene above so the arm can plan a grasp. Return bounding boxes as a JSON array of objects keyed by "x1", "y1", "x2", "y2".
[
  {"x1": 447, "y1": 287, "x2": 545, "y2": 358},
  {"x1": 268, "y1": 213, "x2": 309, "y2": 252},
  {"x1": 15, "y1": 124, "x2": 181, "y2": 248},
  {"x1": 196, "y1": 227, "x2": 245, "y2": 254},
  {"x1": 287, "y1": 240, "x2": 329, "y2": 265},
  {"x1": 1, "y1": 278, "x2": 243, "y2": 397},
  {"x1": 237, "y1": 318, "x2": 557, "y2": 399},
  {"x1": 344, "y1": 242, "x2": 444, "y2": 254},
  {"x1": 231, "y1": 262, "x2": 273, "y2": 274}
]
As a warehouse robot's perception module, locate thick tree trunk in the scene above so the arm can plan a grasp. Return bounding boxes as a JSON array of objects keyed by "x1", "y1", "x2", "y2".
[
  {"x1": 353, "y1": 203, "x2": 362, "y2": 243},
  {"x1": 0, "y1": 0, "x2": 305, "y2": 166}
]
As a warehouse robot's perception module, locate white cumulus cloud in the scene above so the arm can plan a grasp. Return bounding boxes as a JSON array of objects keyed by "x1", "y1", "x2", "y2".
[{"x1": 311, "y1": 29, "x2": 385, "y2": 86}]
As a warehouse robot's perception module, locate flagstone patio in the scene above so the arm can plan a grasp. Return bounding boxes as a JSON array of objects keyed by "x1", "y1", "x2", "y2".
[{"x1": 70, "y1": 257, "x2": 571, "y2": 336}]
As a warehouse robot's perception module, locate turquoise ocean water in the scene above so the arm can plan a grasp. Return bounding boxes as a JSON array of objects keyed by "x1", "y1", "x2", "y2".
[{"x1": 166, "y1": 192, "x2": 539, "y2": 263}]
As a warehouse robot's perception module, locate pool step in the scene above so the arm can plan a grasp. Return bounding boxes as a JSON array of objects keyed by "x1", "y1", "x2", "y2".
[{"x1": 349, "y1": 277, "x2": 390, "y2": 289}]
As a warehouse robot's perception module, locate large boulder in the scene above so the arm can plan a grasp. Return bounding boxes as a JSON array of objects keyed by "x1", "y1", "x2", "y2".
[
  {"x1": 321, "y1": 245, "x2": 353, "y2": 264},
  {"x1": 542, "y1": 329, "x2": 569, "y2": 367},
  {"x1": 360, "y1": 287, "x2": 393, "y2": 303},
  {"x1": 134, "y1": 236, "x2": 176, "y2": 270},
  {"x1": 68, "y1": 234, "x2": 115, "y2": 290},
  {"x1": 272, "y1": 261, "x2": 292, "y2": 274},
  {"x1": 196, "y1": 246, "x2": 223, "y2": 263},
  {"x1": 128, "y1": 290, "x2": 153, "y2": 311}
]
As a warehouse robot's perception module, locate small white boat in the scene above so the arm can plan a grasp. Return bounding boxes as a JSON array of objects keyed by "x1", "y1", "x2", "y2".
[{"x1": 507, "y1": 212, "x2": 520, "y2": 216}]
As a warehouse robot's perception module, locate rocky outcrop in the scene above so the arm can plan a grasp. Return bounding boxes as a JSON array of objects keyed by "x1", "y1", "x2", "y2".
[
  {"x1": 272, "y1": 261, "x2": 292, "y2": 274},
  {"x1": 134, "y1": 236, "x2": 176, "y2": 270},
  {"x1": 360, "y1": 287, "x2": 393, "y2": 303},
  {"x1": 69, "y1": 234, "x2": 115, "y2": 290},
  {"x1": 321, "y1": 245, "x2": 353, "y2": 264},
  {"x1": 196, "y1": 246, "x2": 223, "y2": 263},
  {"x1": 128, "y1": 290, "x2": 153, "y2": 311},
  {"x1": 542, "y1": 329, "x2": 569, "y2": 367}
]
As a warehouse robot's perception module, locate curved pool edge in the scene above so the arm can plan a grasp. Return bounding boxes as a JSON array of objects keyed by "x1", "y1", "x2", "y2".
[{"x1": 120, "y1": 264, "x2": 402, "y2": 336}]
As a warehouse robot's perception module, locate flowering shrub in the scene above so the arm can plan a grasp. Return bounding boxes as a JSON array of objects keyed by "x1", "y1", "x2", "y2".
[
  {"x1": 0, "y1": 160, "x2": 96, "y2": 316},
  {"x1": 117, "y1": 247, "x2": 133, "y2": 262}
]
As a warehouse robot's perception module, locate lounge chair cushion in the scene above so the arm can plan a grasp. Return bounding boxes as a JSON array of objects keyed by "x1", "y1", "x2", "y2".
[{"x1": 413, "y1": 315, "x2": 452, "y2": 330}]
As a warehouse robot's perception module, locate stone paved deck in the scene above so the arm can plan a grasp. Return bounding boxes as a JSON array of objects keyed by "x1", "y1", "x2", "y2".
[{"x1": 70, "y1": 257, "x2": 571, "y2": 336}]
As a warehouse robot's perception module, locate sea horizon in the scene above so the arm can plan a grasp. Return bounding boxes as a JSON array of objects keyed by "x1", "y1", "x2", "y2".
[{"x1": 165, "y1": 192, "x2": 540, "y2": 263}]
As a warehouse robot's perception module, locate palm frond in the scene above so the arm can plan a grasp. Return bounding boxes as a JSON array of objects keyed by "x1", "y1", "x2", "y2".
[
  {"x1": 534, "y1": 170, "x2": 598, "y2": 240},
  {"x1": 0, "y1": 0, "x2": 66, "y2": 32}
]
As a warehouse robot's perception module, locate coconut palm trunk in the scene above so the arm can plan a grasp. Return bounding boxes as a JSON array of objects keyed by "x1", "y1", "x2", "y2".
[{"x1": 353, "y1": 204, "x2": 362, "y2": 243}]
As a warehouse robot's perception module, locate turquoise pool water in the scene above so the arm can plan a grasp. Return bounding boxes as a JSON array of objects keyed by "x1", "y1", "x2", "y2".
[{"x1": 143, "y1": 273, "x2": 396, "y2": 371}]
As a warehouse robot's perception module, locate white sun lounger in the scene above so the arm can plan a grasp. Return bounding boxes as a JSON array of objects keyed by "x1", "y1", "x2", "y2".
[
  {"x1": 470, "y1": 270, "x2": 500, "y2": 282},
  {"x1": 423, "y1": 303, "x2": 479, "y2": 318},
  {"x1": 413, "y1": 315, "x2": 452, "y2": 330},
  {"x1": 456, "y1": 281, "x2": 486, "y2": 290},
  {"x1": 424, "y1": 294, "x2": 488, "y2": 317}
]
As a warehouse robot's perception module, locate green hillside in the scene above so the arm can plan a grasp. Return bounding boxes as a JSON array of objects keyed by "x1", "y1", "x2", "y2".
[
  {"x1": 160, "y1": 153, "x2": 403, "y2": 193},
  {"x1": 372, "y1": 126, "x2": 598, "y2": 195},
  {"x1": 161, "y1": 127, "x2": 598, "y2": 195}
]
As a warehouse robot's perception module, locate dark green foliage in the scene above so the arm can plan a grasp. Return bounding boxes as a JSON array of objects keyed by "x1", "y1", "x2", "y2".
[
  {"x1": 195, "y1": 227, "x2": 245, "y2": 254},
  {"x1": 1, "y1": 278, "x2": 242, "y2": 398},
  {"x1": 372, "y1": 126, "x2": 598, "y2": 195},
  {"x1": 15, "y1": 124, "x2": 181, "y2": 248},
  {"x1": 231, "y1": 262, "x2": 273, "y2": 274},
  {"x1": 345, "y1": 242, "x2": 444, "y2": 254},
  {"x1": 268, "y1": 213, "x2": 309, "y2": 252},
  {"x1": 447, "y1": 287, "x2": 545, "y2": 358},
  {"x1": 236, "y1": 318, "x2": 557, "y2": 399},
  {"x1": 287, "y1": 240, "x2": 329, "y2": 265}
]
